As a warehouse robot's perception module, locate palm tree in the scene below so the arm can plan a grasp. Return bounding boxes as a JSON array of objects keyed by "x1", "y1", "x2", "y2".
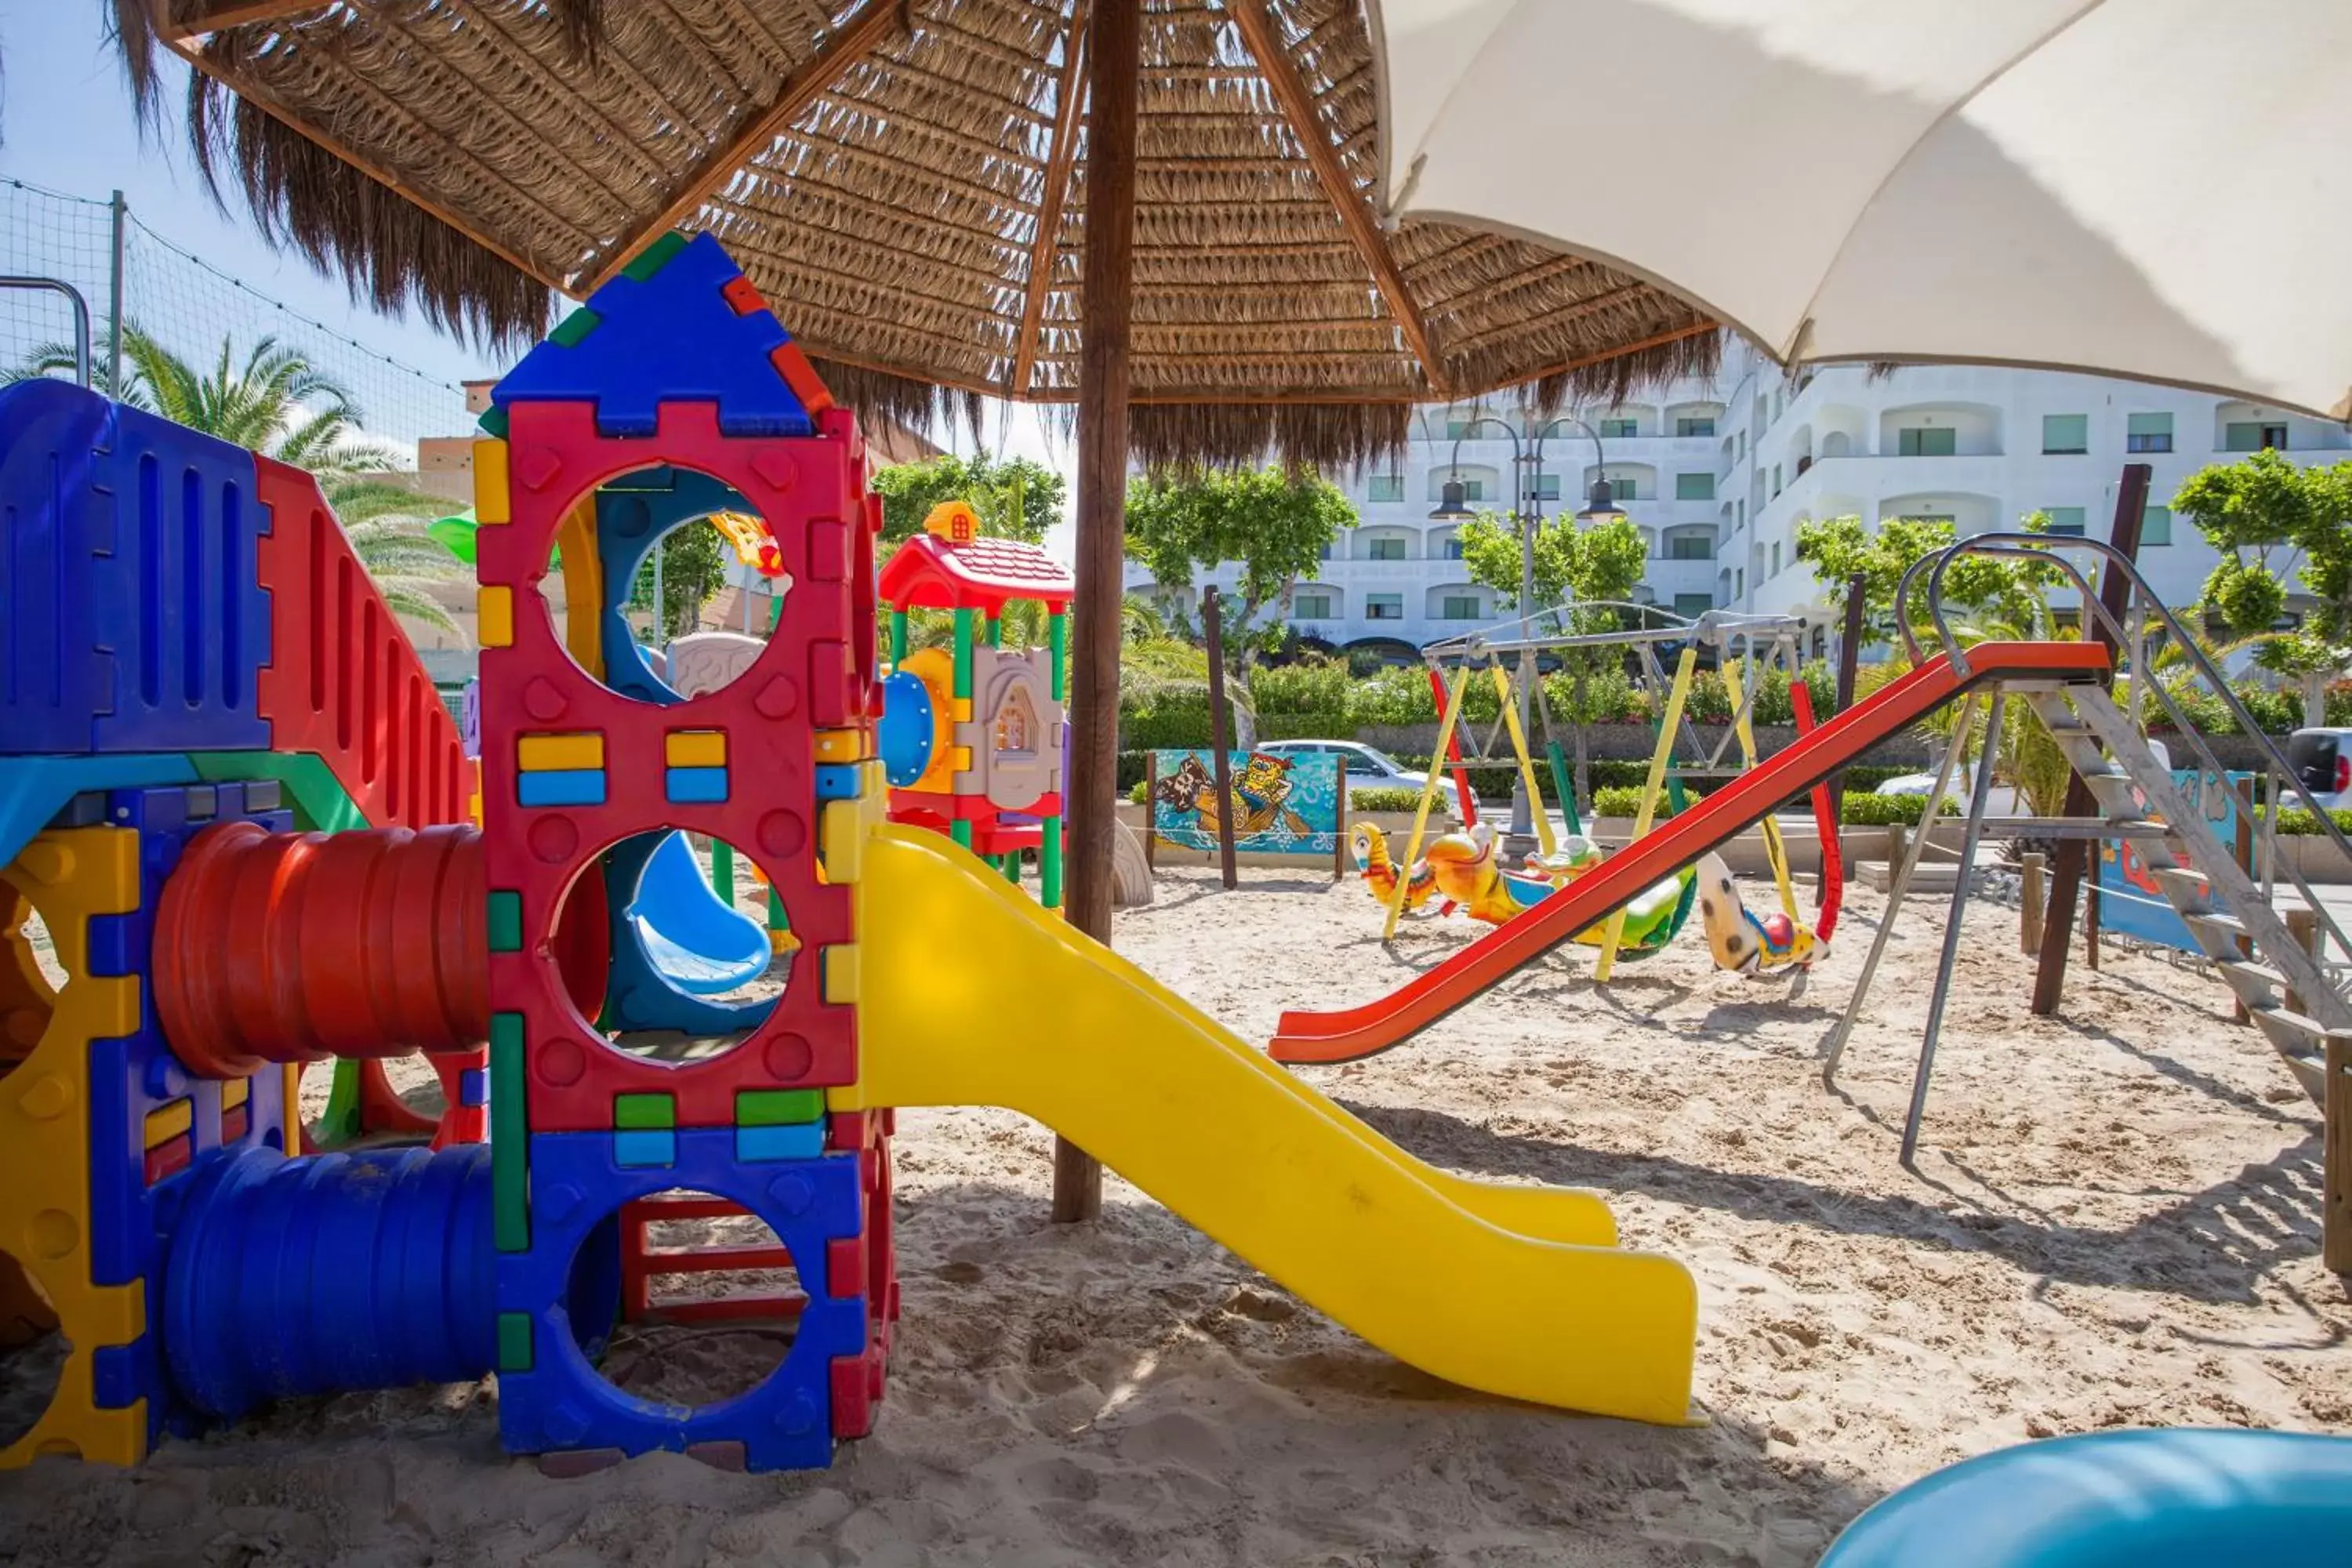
[{"x1": 13, "y1": 325, "x2": 466, "y2": 638}]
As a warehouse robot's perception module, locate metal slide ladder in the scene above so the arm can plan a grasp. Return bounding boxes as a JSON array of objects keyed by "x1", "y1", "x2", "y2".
[
  {"x1": 1821, "y1": 535, "x2": 2352, "y2": 1187},
  {"x1": 2030, "y1": 684, "x2": 2350, "y2": 1101}
]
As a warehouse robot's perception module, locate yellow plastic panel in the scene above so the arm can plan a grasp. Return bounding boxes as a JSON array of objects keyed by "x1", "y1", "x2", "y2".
[
  {"x1": 517, "y1": 732, "x2": 605, "y2": 771},
  {"x1": 0, "y1": 827, "x2": 152, "y2": 1467},
  {"x1": 853, "y1": 826, "x2": 1696, "y2": 1423},
  {"x1": 472, "y1": 438, "x2": 510, "y2": 524}
]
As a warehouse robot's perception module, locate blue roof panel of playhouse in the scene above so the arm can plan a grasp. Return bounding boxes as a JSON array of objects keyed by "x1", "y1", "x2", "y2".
[
  {"x1": 0, "y1": 379, "x2": 274, "y2": 756},
  {"x1": 492, "y1": 233, "x2": 815, "y2": 438}
]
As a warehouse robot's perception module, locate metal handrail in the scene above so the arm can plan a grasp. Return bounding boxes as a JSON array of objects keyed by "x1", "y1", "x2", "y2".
[
  {"x1": 1904, "y1": 532, "x2": 2352, "y2": 971},
  {"x1": 0, "y1": 276, "x2": 93, "y2": 387}
]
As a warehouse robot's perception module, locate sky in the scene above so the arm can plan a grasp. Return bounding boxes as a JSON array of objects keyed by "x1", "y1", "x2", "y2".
[{"x1": 0, "y1": 3, "x2": 1081, "y2": 555}]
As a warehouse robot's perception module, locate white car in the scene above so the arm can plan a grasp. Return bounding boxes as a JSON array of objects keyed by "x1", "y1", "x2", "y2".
[
  {"x1": 1871, "y1": 739, "x2": 2171, "y2": 815},
  {"x1": 2286, "y1": 728, "x2": 2352, "y2": 811},
  {"x1": 1254, "y1": 740, "x2": 1490, "y2": 810}
]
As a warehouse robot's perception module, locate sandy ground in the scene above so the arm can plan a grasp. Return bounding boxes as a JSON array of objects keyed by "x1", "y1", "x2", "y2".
[{"x1": 3, "y1": 864, "x2": 2348, "y2": 1567}]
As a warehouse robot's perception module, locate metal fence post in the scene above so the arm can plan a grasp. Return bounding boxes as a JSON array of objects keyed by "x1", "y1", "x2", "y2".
[{"x1": 107, "y1": 190, "x2": 127, "y2": 397}]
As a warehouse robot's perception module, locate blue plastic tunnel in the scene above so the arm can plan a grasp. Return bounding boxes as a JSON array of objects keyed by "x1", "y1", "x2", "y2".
[{"x1": 162, "y1": 1145, "x2": 620, "y2": 1421}]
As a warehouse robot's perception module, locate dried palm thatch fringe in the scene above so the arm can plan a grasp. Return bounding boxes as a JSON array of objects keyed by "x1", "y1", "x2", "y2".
[
  {"x1": 187, "y1": 77, "x2": 555, "y2": 352},
  {"x1": 808, "y1": 357, "x2": 986, "y2": 452},
  {"x1": 116, "y1": 0, "x2": 1733, "y2": 468},
  {"x1": 1127, "y1": 401, "x2": 1410, "y2": 474},
  {"x1": 1526, "y1": 330, "x2": 1726, "y2": 419}
]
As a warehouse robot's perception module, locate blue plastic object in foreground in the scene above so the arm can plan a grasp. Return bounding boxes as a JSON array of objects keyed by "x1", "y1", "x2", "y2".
[
  {"x1": 162, "y1": 1145, "x2": 619, "y2": 1421},
  {"x1": 877, "y1": 670, "x2": 935, "y2": 788},
  {"x1": 629, "y1": 829, "x2": 771, "y2": 994},
  {"x1": 1817, "y1": 1428, "x2": 2352, "y2": 1567}
]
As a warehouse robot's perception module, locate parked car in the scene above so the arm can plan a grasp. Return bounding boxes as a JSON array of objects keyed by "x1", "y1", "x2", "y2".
[
  {"x1": 2286, "y1": 728, "x2": 2352, "y2": 811},
  {"x1": 1871, "y1": 739, "x2": 2172, "y2": 816},
  {"x1": 1254, "y1": 739, "x2": 1490, "y2": 811}
]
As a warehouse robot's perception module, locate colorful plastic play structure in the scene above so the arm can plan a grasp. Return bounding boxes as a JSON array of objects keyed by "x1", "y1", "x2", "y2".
[
  {"x1": 876, "y1": 499, "x2": 1072, "y2": 906},
  {"x1": 0, "y1": 231, "x2": 1711, "y2": 1475}
]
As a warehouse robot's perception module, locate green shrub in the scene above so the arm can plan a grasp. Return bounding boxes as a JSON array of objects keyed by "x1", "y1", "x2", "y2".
[
  {"x1": 1590, "y1": 783, "x2": 1707, "y2": 818},
  {"x1": 1840, "y1": 793, "x2": 1959, "y2": 825},
  {"x1": 1348, "y1": 786, "x2": 1428, "y2": 814},
  {"x1": 1128, "y1": 777, "x2": 1151, "y2": 804},
  {"x1": 2256, "y1": 805, "x2": 2352, "y2": 837}
]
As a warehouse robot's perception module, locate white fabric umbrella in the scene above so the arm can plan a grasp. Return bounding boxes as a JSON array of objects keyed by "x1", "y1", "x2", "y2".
[{"x1": 1372, "y1": 0, "x2": 2352, "y2": 418}]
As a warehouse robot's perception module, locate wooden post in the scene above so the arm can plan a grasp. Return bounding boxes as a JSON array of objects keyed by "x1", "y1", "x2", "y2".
[
  {"x1": 2285, "y1": 906, "x2": 2319, "y2": 1014},
  {"x1": 1888, "y1": 824, "x2": 1908, "y2": 884},
  {"x1": 2234, "y1": 808, "x2": 2258, "y2": 1021},
  {"x1": 2326, "y1": 1036, "x2": 2350, "y2": 1275},
  {"x1": 2084, "y1": 850, "x2": 2101, "y2": 971},
  {"x1": 2032, "y1": 464, "x2": 2150, "y2": 1015},
  {"x1": 1821, "y1": 573, "x2": 1865, "y2": 899},
  {"x1": 1142, "y1": 752, "x2": 1158, "y2": 870},
  {"x1": 2020, "y1": 851, "x2": 2045, "y2": 954},
  {"x1": 1334, "y1": 756, "x2": 1348, "y2": 883},
  {"x1": 1203, "y1": 586, "x2": 1240, "y2": 890},
  {"x1": 1053, "y1": 0, "x2": 1140, "y2": 1225}
]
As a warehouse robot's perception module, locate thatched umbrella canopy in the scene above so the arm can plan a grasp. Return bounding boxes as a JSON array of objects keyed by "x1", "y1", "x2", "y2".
[
  {"x1": 124, "y1": 0, "x2": 1718, "y2": 1216},
  {"x1": 130, "y1": 0, "x2": 1715, "y2": 463}
]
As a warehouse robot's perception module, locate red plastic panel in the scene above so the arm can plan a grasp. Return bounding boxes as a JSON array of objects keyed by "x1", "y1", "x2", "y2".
[
  {"x1": 477, "y1": 400, "x2": 865, "y2": 1132},
  {"x1": 254, "y1": 456, "x2": 469, "y2": 831}
]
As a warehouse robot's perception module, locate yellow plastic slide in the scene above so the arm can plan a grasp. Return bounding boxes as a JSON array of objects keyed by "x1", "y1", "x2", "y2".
[{"x1": 853, "y1": 826, "x2": 1698, "y2": 1425}]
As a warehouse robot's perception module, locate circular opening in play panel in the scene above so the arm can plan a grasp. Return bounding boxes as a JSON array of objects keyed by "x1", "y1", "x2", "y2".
[
  {"x1": 550, "y1": 829, "x2": 789, "y2": 1065},
  {"x1": 583, "y1": 1193, "x2": 801, "y2": 1409},
  {"x1": 529, "y1": 466, "x2": 790, "y2": 706},
  {"x1": 0, "y1": 1250, "x2": 64, "y2": 1450}
]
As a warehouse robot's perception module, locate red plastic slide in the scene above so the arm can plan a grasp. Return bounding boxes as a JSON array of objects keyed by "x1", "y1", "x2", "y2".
[{"x1": 1269, "y1": 641, "x2": 2111, "y2": 1064}]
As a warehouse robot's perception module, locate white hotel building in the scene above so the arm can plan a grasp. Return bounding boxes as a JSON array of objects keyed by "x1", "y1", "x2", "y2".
[{"x1": 1124, "y1": 340, "x2": 2350, "y2": 658}]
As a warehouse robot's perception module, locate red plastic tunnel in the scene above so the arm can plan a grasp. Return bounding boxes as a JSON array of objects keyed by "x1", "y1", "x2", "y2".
[{"x1": 154, "y1": 823, "x2": 611, "y2": 1079}]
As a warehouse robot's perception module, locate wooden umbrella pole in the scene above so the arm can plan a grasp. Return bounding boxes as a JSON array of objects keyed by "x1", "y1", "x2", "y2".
[{"x1": 1055, "y1": 0, "x2": 1138, "y2": 1225}]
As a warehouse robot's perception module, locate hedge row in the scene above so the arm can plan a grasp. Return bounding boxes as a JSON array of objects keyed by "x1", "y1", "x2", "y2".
[{"x1": 1124, "y1": 659, "x2": 2352, "y2": 753}]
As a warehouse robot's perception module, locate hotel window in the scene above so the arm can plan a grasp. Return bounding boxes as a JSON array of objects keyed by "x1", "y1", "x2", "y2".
[
  {"x1": 2126, "y1": 412, "x2": 2173, "y2": 453},
  {"x1": 1668, "y1": 533, "x2": 1713, "y2": 561},
  {"x1": 1292, "y1": 593, "x2": 1334, "y2": 619},
  {"x1": 1366, "y1": 474, "x2": 1403, "y2": 502},
  {"x1": 2224, "y1": 422, "x2": 2289, "y2": 452},
  {"x1": 1366, "y1": 593, "x2": 1404, "y2": 620},
  {"x1": 1676, "y1": 471, "x2": 1715, "y2": 500},
  {"x1": 1676, "y1": 416, "x2": 1715, "y2": 437},
  {"x1": 1530, "y1": 472, "x2": 1563, "y2": 501},
  {"x1": 1609, "y1": 475, "x2": 1640, "y2": 501},
  {"x1": 2043, "y1": 506, "x2": 2087, "y2": 537},
  {"x1": 1441, "y1": 594, "x2": 1481, "y2": 620},
  {"x1": 1897, "y1": 426, "x2": 1958, "y2": 456},
  {"x1": 1599, "y1": 418, "x2": 1638, "y2": 439},
  {"x1": 1367, "y1": 535, "x2": 1407, "y2": 561},
  {"x1": 2140, "y1": 504, "x2": 2172, "y2": 546},
  {"x1": 2042, "y1": 414, "x2": 2088, "y2": 454},
  {"x1": 1441, "y1": 534, "x2": 1465, "y2": 560},
  {"x1": 1771, "y1": 542, "x2": 1783, "y2": 576},
  {"x1": 1429, "y1": 472, "x2": 1484, "y2": 503},
  {"x1": 1673, "y1": 593, "x2": 1713, "y2": 617}
]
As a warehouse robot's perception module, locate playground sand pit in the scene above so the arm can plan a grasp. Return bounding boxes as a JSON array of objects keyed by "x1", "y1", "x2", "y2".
[{"x1": 4, "y1": 866, "x2": 2348, "y2": 1566}]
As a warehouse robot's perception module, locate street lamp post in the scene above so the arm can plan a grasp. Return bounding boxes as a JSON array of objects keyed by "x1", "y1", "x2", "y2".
[{"x1": 1429, "y1": 411, "x2": 1624, "y2": 844}]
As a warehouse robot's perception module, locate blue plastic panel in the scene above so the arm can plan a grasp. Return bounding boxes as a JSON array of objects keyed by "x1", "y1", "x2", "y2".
[
  {"x1": 491, "y1": 233, "x2": 812, "y2": 440},
  {"x1": 495, "y1": 1127, "x2": 866, "y2": 1472},
  {"x1": 0, "y1": 380, "x2": 274, "y2": 755}
]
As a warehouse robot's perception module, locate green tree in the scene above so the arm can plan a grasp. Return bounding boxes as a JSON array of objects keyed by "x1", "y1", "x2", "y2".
[
  {"x1": 1123, "y1": 466, "x2": 1358, "y2": 746},
  {"x1": 1794, "y1": 512, "x2": 2064, "y2": 644},
  {"x1": 2173, "y1": 447, "x2": 2352, "y2": 722},
  {"x1": 870, "y1": 451, "x2": 1065, "y2": 545},
  {"x1": 13, "y1": 325, "x2": 470, "y2": 637},
  {"x1": 1454, "y1": 510, "x2": 1648, "y2": 615},
  {"x1": 1456, "y1": 510, "x2": 1649, "y2": 808},
  {"x1": 625, "y1": 523, "x2": 732, "y2": 641}
]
